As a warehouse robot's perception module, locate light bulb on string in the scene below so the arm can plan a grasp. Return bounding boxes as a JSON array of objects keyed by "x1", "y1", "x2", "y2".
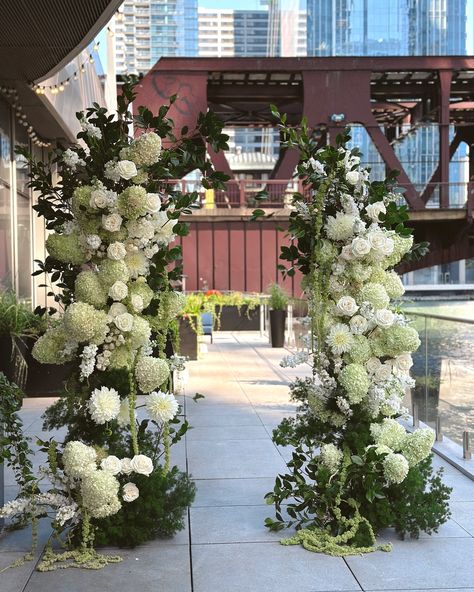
[
  {"x1": 59, "y1": 84, "x2": 65, "y2": 92},
  {"x1": 89, "y1": 55, "x2": 94, "y2": 64}
]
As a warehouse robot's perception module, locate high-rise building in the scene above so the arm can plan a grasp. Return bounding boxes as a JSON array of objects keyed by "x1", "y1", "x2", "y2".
[{"x1": 115, "y1": 0, "x2": 198, "y2": 75}]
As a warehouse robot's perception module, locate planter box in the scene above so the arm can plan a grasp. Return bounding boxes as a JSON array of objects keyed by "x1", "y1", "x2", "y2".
[
  {"x1": 217, "y1": 305, "x2": 260, "y2": 331},
  {"x1": 179, "y1": 317, "x2": 198, "y2": 360},
  {"x1": 0, "y1": 334, "x2": 26, "y2": 386}
]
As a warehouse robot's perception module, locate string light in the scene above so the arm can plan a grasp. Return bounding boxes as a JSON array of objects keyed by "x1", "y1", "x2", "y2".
[
  {"x1": 0, "y1": 86, "x2": 51, "y2": 148},
  {"x1": 31, "y1": 39, "x2": 101, "y2": 95}
]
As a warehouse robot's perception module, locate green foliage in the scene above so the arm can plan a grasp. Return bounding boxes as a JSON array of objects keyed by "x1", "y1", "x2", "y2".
[
  {"x1": 0, "y1": 373, "x2": 37, "y2": 496},
  {"x1": 268, "y1": 283, "x2": 288, "y2": 311},
  {"x1": 0, "y1": 291, "x2": 45, "y2": 336},
  {"x1": 94, "y1": 465, "x2": 195, "y2": 548}
]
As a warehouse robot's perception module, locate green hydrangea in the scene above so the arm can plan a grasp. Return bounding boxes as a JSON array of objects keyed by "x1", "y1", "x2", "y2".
[
  {"x1": 99, "y1": 227, "x2": 128, "y2": 243},
  {"x1": 127, "y1": 316, "x2": 151, "y2": 350},
  {"x1": 117, "y1": 186, "x2": 148, "y2": 219},
  {"x1": 127, "y1": 280, "x2": 154, "y2": 310},
  {"x1": 338, "y1": 363, "x2": 370, "y2": 403},
  {"x1": 131, "y1": 170, "x2": 149, "y2": 185},
  {"x1": 370, "y1": 418, "x2": 406, "y2": 450},
  {"x1": 108, "y1": 345, "x2": 132, "y2": 369},
  {"x1": 122, "y1": 132, "x2": 162, "y2": 167},
  {"x1": 63, "y1": 302, "x2": 109, "y2": 344},
  {"x1": 71, "y1": 185, "x2": 93, "y2": 217},
  {"x1": 383, "y1": 270, "x2": 405, "y2": 298},
  {"x1": 381, "y1": 325, "x2": 420, "y2": 357},
  {"x1": 98, "y1": 259, "x2": 130, "y2": 290},
  {"x1": 382, "y1": 234, "x2": 413, "y2": 268},
  {"x1": 347, "y1": 335, "x2": 372, "y2": 364},
  {"x1": 369, "y1": 331, "x2": 386, "y2": 357},
  {"x1": 75, "y1": 271, "x2": 107, "y2": 309},
  {"x1": 81, "y1": 469, "x2": 121, "y2": 519},
  {"x1": 401, "y1": 429, "x2": 435, "y2": 466},
  {"x1": 45, "y1": 232, "x2": 88, "y2": 265},
  {"x1": 135, "y1": 356, "x2": 170, "y2": 393},
  {"x1": 349, "y1": 262, "x2": 373, "y2": 282},
  {"x1": 358, "y1": 282, "x2": 390, "y2": 309},
  {"x1": 383, "y1": 452, "x2": 409, "y2": 484},
  {"x1": 32, "y1": 326, "x2": 76, "y2": 364},
  {"x1": 320, "y1": 443, "x2": 343, "y2": 473}
]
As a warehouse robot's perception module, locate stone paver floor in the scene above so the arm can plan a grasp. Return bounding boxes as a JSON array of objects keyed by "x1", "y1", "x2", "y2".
[{"x1": 2, "y1": 332, "x2": 474, "y2": 591}]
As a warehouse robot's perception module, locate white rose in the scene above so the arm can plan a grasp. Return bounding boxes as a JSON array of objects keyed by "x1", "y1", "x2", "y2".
[
  {"x1": 90, "y1": 189, "x2": 109, "y2": 209},
  {"x1": 340, "y1": 245, "x2": 355, "y2": 261},
  {"x1": 374, "y1": 362, "x2": 393, "y2": 383},
  {"x1": 100, "y1": 455, "x2": 122, "y2": 475},
  {"x1": 336, "y1": 296, "x2": 358, "y2": 317},
  {"x1": 102, "y1": 212, "x2": 123, "y2": 233},
  {"x1": 107, "y1": 241, "x2": 127, "y2": 261},
  {"x1": 108, "y1": 302, "x2": 128, "y2": 318},
  {"x1": 130, "y1": 454, "x2": 153, "y2": 476},
  {"x1": 365, "y1": 357, "x2": 382, "y2": 374},
  {"x1": 121, "y1": 458, "x2": 133, "y2": 475},
  {"x1": 393, "y1": 354, "x2": 413, "y2": 373},
  {"x1": 109, "y1": 281, "x2": 128, "y2": 301},
  {"x1": 345, "y1": 170, "x2": 361, "y2": 185},
  {"x1": 131, "y1": 294, "x2": 144, "y2": 312},
  {"x1": 146, "y1": 193, "x2": 161, "y2": 214},
  {"x1": 367, "y1": 231, "x2": 394, "y2": 256},
  {"x1": 351, "y1": 237, "x2": 370, "y2": 258},
  {"x1": 114, "y1": 312, "x2": 134, "y2": 332},
  {"x1": 349, "y1": 314, "x2": 368, "y2": 334},
  {"x1": 86, "y1": 234, "x2": 101, "y2": 250},
  {"x1": 116, "y1": 160, "x2": 138, "y2": 180},
  {"x1": 122, "y1": 482, "x2": 140, "y2": 502},
  {"x1": 366, "y1": 202, "x2": 386, "y2": 221},
  {"x1": 375, "y1": 308, "x2": 395, "y2": 329}
]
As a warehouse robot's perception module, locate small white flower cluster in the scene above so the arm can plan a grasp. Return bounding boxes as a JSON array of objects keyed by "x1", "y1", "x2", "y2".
[
  {"x1": 81, "y1": 119, "x2": 102, "y2": 140},
  {"x1": 63, "y1": 149, "x2": 85, "y2": 170},
  {"x1": 280, "y1": 350, "x2": 310, "y2": 368},
  {"x1": 79, "y1": 344, "x2": 98, "y2": 381}
]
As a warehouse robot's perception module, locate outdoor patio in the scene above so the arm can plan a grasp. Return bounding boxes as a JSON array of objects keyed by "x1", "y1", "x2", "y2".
[{"x1": 2, "y1": 332, "x2": 474, "y2": 592}]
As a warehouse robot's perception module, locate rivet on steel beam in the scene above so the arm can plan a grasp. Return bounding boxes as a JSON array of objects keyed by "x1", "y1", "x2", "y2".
[
  {"x1": 435, "y1": 416, "x2": 443, "y2": 442},
  {"x1": 463, "y1": 431, "x2": 472, "y2": 460}
]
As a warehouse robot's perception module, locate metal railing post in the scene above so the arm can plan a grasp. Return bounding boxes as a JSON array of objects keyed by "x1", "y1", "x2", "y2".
[
  {"x1": 435, "y1": 416, "x2": 443, "y2": 442},
  {"x1": 412, "y1": 403, "x2": 419, "y2": 428},
  {"x1": 463, "y1": 431, "x2": 472, "y2": 460}
]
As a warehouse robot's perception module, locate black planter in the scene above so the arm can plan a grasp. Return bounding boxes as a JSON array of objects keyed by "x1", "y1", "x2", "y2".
[
  {"x1": 179, "y1": 317, "x2": 198, "y2": 360},
  {"x1": 269, "y1": 309, "x2": 286, "y2": 348},
  {"x1": 218, "y1": 305, "x2": 260, "y2": 331},
  {"x1": 0, "y1": 333, "x2": 28, "y2": 386}
]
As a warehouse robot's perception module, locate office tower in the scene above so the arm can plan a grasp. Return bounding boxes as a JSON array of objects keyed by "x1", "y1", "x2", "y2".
[{"x1": 115, "y1": 0, "x2": 198, "y2": 75}]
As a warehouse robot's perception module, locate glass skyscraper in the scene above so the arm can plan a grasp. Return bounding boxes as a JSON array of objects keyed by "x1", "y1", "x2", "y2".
[{"x1": 115, "y1": 0, "x2": 198, "y2": 75}]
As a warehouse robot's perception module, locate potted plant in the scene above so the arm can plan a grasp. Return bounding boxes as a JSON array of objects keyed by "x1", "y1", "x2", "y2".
[
  {"x1": 217, "y1": 292, "x2": 261, "y2": 331},
  {"x1": 268, "y1": 283, "x2": 288, "y2": 348},
  {"x1": 0, "y1": 291, "x2": 45, "y2": 389}
]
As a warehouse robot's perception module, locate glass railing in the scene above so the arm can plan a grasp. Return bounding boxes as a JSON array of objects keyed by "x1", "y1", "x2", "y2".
[{"x1": 405, "y1": 311, "x2": 474, "y2": 446}]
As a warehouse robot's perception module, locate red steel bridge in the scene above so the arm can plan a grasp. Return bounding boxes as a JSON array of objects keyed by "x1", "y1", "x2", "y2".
[{"x1": 136, "y1": 57, "x2": 474, "y2": 294}]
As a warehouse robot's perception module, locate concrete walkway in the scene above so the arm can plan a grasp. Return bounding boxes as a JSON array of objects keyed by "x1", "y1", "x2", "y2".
[{"x1": 2, "y1": 332, "x2": 474, "y2": 591}]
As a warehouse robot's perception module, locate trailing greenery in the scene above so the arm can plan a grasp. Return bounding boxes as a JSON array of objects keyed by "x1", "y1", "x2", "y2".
[{"x1": 0, "y1": 373, "x2": 37, "y2": 499}]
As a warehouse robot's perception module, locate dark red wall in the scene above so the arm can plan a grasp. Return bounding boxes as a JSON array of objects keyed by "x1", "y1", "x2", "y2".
[{"x1": 178, "y1": 220, "x2": 303, "y2": 297}]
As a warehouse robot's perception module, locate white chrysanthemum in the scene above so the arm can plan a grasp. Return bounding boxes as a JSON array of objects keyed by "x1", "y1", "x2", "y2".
[
  {"x1": 100, "y1": 455, "x2": 122, "y2": 475},
  {"x1": 146, "y1": 391, "x2": 179, "y2": 423},
  {"x1": 325, "y1": 213, "x2": 356, "y2": 241},
  {"x1": 326, "y1": 323, "x2": 354, "y2": 354},
  {"x1": 123, "y1": 482, "x2": 140, "y2": 502},
  {"x1": 125, "y1": 250, "x2": 150, "y2": 279},
  {"x1": 383, "y1": 453, "x2": 409, "y2": 484},
  {"x1": 320, "y1": 443, "x2": 343, "y2": 473},
  {"x1": 88, "y1": 386, "x2": 121, "y2": 424},
  {"x1": 81, "y1": 469, "x2": 121, "y2": 518},
  {"x1": 62, "y1": 441, "x2": 97, "y2": 479}
]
